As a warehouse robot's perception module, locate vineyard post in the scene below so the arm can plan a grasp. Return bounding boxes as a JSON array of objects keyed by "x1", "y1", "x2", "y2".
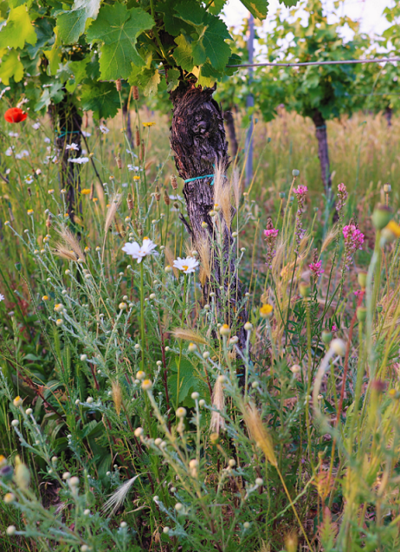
[{"x1": 245, "y1": 13, "x2": 254, "y2": 188}]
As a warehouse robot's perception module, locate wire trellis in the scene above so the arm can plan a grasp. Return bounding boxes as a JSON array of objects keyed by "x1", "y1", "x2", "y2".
[{"x1": 227, "y1": 57, "x2": 400, "y2": 68}]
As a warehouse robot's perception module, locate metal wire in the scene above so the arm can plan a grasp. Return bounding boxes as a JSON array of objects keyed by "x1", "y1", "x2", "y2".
[{"x1": 227, "y1": 57, "x2": 400, "y2": 69}]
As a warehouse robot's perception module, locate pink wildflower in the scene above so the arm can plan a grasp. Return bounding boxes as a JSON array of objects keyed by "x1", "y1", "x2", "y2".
[
  {"x1": 332, "y1": 324, "x2": 338, "y2": 332},
  {"x1": 293, "y1": 185, "x2": 308, "y2": 251},
  {"x1": 336, "y1": 183, "x2": 348, "y2": 214},
  {"x1": 264, "y1": 218, "x2": 279, "y2": 269},
  {"x1": 354, "y1": 290, "x2": 363, "y2": 298},
  {"x1": 309, "y1": 261, "x2": 324, "y2": 278},
  {"x1": 342, "y1": 224, "x2": 364, "y2": 269}
]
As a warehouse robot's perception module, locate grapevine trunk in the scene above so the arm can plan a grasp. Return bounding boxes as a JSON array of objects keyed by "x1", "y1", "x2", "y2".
[
  {"x1": 170, "y1": 84, "x2": 248, "y2": 366},
  {"x1": 312, "y1": 109, "x2": 332, "y2": 194},
  {"x1": 54, "y1": 98, "x2": 83, "y2": 222}
]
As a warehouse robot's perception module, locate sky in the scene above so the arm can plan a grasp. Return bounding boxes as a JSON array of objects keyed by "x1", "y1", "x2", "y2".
[{"x1": 223, "y1": 0, "x2": 394, "y2": 38}]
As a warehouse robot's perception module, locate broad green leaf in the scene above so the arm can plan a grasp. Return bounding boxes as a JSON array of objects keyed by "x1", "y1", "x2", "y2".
[
  {"x1": 173, "y1": 34, "x2": 195, "y2": 72},
  {"x1": 26, "y1": 17, "x2": 55, "y2": 60},
  {"x1": 208, "y1": 0, "x2": 228, "y2": 15},
  {"x1": 35, "y1": 82, "x2": 64, "y2": 111},
  {"x1": 86, "y1": 3, "x2": 154, "y2": 80},
  {"x1": 81, "y1": 81, "x2": 120, "y2": 119},
  {"x1": 0, "y1": 4, "x2": 37, "y2": 49},
  {"x1": 157, "y1": 0, "x2": 193, "y2": 36},
  {"x1": 201, "y1": 14, "x2": 231, "y2": 70},
  {"x1": 239, "y1": 0, "x2": 268, "y2": 20},
  {"x1": 57, "y1": 0, "x2": 101, "y2": 43},
  {"x1": 166, "y1": 67, "x2": 181, "y2": 91},
  {"x1": 279, "y1": 0, "x2": 299, "y2": 6},
  {"x1": 44, "y1": 30, "x2": 62, "y2": 76},
  {"x1": 0, "y1": 50, "x2": 24, "y2": 84},
  {"x1": 174, "y1": 2, "x2": 206, "y2": 26},
  {"x1": 65, "y1": 58, "x2": 90, "y2": 93}
]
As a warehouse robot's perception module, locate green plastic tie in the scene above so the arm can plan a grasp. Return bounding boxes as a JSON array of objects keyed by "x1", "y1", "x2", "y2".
[{"x1": 184, "y1": 174, "x2": 215, "y2": 186}]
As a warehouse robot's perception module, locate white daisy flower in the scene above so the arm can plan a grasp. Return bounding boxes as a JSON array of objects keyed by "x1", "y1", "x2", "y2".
[
  {"x1": 25, "y1": 176, "x2": 34, "y2": 184},
  {"x1": 173, "y1": 257, "x2": 199, "y2": 274},
  {"x1": 66, "y1": 143, "x2": 79, "y2": 151},
  {"x1": 127, "y1": 164, "x2": 142, "y2": 172},
  {"x1": 99, "y1": 124, "x2": 109, "y2": 134},
  {"x1": 0, "y1": 294, "x2": 4, "y2": 302},
  {"x1": 5, "y1": 147, "x2": 14, "y2": 156},
  {"x1": 8, "y1": 132, "x2": 19, "y2": 138},
  {"x1": 81, "y1": 131, "x2": 91, "y2": 138},
  {"x1": 126, "y1": 149, "x2": 138, "y2": 157},
  {"x1": 32, "y1": 122, "x2": 40, "y2": 130},
  {"x1": 44, "y1": 137, "x2": 51, "y2": 143},
  {"x1": 68, "y1": 157, "x2": 89, "y2": 164},
  {"x1": 122, "y1": 237, "x2": 157, "y2": 263}
]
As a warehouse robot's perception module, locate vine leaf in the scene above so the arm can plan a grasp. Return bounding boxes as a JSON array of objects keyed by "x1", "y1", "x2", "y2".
[
  {"x1": 81, "y1": 81, "x2": 120, "y2": 119},
  {"x1": 0, "y1": 5, "x2": 37, "y2": 49},
  {"x1": 86, "y1": 3, "x2": 154, "y2": 80},
  {"x1": 239, "y1": 0, "x2": 269, "y2": 20},
  {"x1": 0, "y1": 50, "x2": 24, "y2": 85},
  {"x1": 57, "y1": 0, "x2": 101, "y2": 43}
]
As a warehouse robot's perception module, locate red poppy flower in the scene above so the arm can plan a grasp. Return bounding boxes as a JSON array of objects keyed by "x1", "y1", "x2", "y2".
[{"x1": 4, "y1": 107, "x2": 28, "y2": 124}]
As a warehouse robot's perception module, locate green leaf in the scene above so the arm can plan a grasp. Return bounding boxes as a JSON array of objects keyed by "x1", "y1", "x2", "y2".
[
  {"x1": 57, "y1": 0, "x2": 101, "y2": 43},
  {"x1": 201, "y1": 14, "x2": 231, "y2": 70},
  {"x1": 174, "y1": 2, "x2": 206, "y2": 26},
  {"x1": 0, "y1": 4, "x2": 37, "y2": 49},
  {"x1": 35, "y1": 82, "x2": 64, "y2": 111},
  {"x1": 81, "y1": 81, "x2": 120, "y2": 119},
  {"x1": 44, "y1": 30, "x2": 62, "y2": 76},
  {"x1": 0, "y1": 50, "x2": 24, "y2": 85},
  {"x1": 279, "y1": 0, "x2": 299, "y2": 6},
  {"x1": 166, "y1": 67, "x2": 180, "y2": 91},
  {"x1": 86, "y1": 3, "x2": 154, "y2": 80},
  {"x1": 168, "y1": 359, "x2": 206, "y2": 406},
  {"x1": 173, "y1": 34, "x2": 194, "y2": 72},
  {"x1": 208, "y1": 0, "x2": 228, "y2": 15},
  {"x1": 65, "y1": 58, "x2": 90, "y2": 93},
  {"x1": 239, "y1": 0, "x2": 268, "y2": 19},
  {"x1": 26, "y1": 17, "x2": 55, "y2": 60}
]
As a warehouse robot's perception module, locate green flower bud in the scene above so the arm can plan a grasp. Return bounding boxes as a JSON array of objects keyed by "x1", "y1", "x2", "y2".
[
  {"x1": 321, "y1": 330, "x2": 332, "y2": 344},
  {"x1": 292, "y1": 169, "x2": 300, "y2": 177},
  {"x1": 357, "y1": 272, "x2": 367, "y2": 289},
  {"x1": 356, "y1": 307, "x2": 367, "y2": 322},
  {"x1": 372, "y1": 204, "x2": 393, "y2": 230}
]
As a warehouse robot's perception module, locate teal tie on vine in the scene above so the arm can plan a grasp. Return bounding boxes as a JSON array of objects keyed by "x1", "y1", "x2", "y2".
[
  {"x1": 184, "y1": 174, "x2": 215, "y2": 186},
  {"x1": 56, "y1": 130, "x2": 81, "y2": 140}
]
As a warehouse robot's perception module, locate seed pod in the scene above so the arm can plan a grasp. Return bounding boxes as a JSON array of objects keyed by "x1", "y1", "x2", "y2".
[
  {"x1": 155, "y1": 186, "x2": 161, "y2": 202},
  {"x1": 163, "y1": 190, "x2": 170, "y2": 206},
  {"x1": 27, "y1": 187, "x2": 32, "y2": 197},
  {"x1": 115, "y1": 155, "x2": 122, "y2": 169},
  {"x1": 171, "y1": 175, "x2": 178, "y2": 190},
  {"x1": 127, "y1": 193, "x2": 134, "y2": 210},
  {"x1": 89, "y1": 182, "x2": 94, "y2": 201},
  {"x1": 132, "y1": 86, "x2": 139, "y2": 101},
  {"x1": 135, "y1": 127, "x2": 140, "y2": 148},
  {"x1": 115, "y1": 79, "x2": 122, "y2": 92},
  {"x1": 46, "y1": 214, "x2": 52, "y2": 228}
]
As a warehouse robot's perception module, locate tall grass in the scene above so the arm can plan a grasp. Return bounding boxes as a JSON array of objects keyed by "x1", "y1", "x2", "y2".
[{"x1": 0, "y1": 105, "x2": 400, "y2": 551}]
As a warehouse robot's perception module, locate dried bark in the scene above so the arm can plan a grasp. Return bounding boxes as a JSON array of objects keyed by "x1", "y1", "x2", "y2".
[
  {"x1": 54, "y1": 99, "x2": 83, "y2": 222},
  {"x1": 223, "y1": 108, "x2": 239, "y2": 158},
  {"x1": 170, "y1": 83, "x2": 248, "y2": 364},
  {"x1": 385, "y1": 105, "x2": 393, "y2": 128},
  {"x1": 312, "y1": 109, "x2": 332, "y2": 194}
]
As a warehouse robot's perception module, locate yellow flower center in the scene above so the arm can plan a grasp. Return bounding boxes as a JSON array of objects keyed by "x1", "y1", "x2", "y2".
[
  {"x1": 143, "y1": 236, "x2": 149, "y2": 240},
  {"x1": 182, "y1": 265, "x2": 188, "y2": 271}
]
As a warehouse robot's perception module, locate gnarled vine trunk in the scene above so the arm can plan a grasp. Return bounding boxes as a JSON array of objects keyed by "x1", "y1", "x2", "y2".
[
  {"x1": 312, "y1": 109, "x2": 331, "y2": 195},
  {"x1": 223, "y1": 108, "x2": 239, "y2": 158},
  {"x1": 170, "y1": 84, "x2": 247, "y2": 364},
  {"x1": 54, "y1": 99, "x2": 83, "y2": 223},
  {"x1": 385, "y1": 105, "x2": 393, "y2": 128}
]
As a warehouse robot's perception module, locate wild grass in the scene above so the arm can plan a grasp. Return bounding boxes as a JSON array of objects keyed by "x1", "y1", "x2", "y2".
[{"x1": 0, "y1": 105, "x2": 400, "y2": 552}]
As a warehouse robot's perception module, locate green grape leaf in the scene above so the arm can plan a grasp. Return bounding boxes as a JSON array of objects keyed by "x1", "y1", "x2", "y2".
[
  {"x1": 0, "y1": 50, "x2": 24, "y2": 85},
  {"x1": 279, "y1": 0, "x2": 299, "y2": 6},
  {"x1": 173, "y1": 34, "x2": 194, "y2": 72},
  {"x1": 239, "y1": 0, "x2": 268, "y2": 19},
  {"x1": 201, "y1": 14, "x2": 231, "y2": 70},
  {"x1": 65, "y1": 58, "x2": 90, "y2": 93},
  {"x1": 57, "y1": 0, "x2": 101, "y2": 43},
  {"x1": 174, "y1": 1, "x2": 206, "y2": 26},
  {"x1": 86, "y1": 3, "x2": 154, "y2": 80},
  {"x1": 208, "y1": 0, "x2": 228, "y2": 15},
  {"x1": 81, "y1": 81, "x2": 120, "y2": 119},
  {"x1": 35, "y1": 82, "x2": 64, "y2": 111},
  {"x1": 0, "y1": 4, "x2": 37, "y2": 49},
  {"x1": 26, "y1": 17, "x2": 55, "y2": 60},
  {"x1": 166, "y1": 67, "x2": 181, "y2": 91},
  {"x1": 44, "y1": 30, "x2": 62, "y2": 76},
  {"x1": 157, "y1": 0, "x2": 193, "y2": 36}
]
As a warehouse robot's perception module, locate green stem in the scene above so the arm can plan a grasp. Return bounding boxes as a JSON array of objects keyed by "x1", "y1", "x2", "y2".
[{"x1": 140, "y1": 261, "x2": 145, "y2": 373}]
